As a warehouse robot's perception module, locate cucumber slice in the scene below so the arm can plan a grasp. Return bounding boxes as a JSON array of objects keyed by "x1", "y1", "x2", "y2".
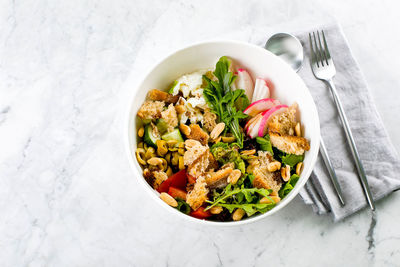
[
  {"x1": 156, "y1": 119, "x2": 169, "y2": 134},
  {"x1": 168, "y1": 80, "x2": 179, "y2": 94},
  {"x1": 161, "y1": 129, "x2": 184, "y2": 142},
  {"x1": 143, "y1": 124, "x2": 160, "y2": 147}
]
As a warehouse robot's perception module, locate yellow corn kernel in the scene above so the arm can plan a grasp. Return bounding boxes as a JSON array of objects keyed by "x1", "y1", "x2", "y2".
[
  {"x1": 156, "y1": 140, "x2": 168, "y2": 156},
  {"x1": 135, "y1": 148, "x2": 147, "y2": 165},
  {"x1": 137, "y1": 127, "x2": 144, "y2": 138},
  {"x1": 178, "y1": 156, "x2": 185, "y2": 170}
]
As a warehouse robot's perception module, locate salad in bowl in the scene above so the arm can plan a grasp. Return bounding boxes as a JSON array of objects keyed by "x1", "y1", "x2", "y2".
[{"x1": 134, "y1": 56, "x2": 310, "y2": 222}]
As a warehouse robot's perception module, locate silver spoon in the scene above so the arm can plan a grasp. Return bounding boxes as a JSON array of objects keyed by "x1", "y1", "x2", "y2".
[
  {"x1": 265, "y1": 33, "x2": 304, "y2": 72},
  {"x1": 264, "y1": 33, "x2": 345, "y2": 206}
]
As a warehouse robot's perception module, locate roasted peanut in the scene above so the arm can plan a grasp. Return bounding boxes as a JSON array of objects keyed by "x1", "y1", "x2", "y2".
[
  {"x1": 281, "y1": 165, "x2": 291, "y2": 182},
  {"x1": 241, "y1": 149, "x2": 256, "y2": 156},
  {"x1": 147, "y1": 157, "x2": 163, "y2": 166},
  {"x1": 221, "y1": 136, "x2": 235, "y2": 143},
  {"x1": 160, "y1": 192, "x2": 178, "y2": 207},
  {"x1": 295, "y1": 122, "x2": 301, "y2": 137},
  {"x1": 210, "y1": 206, "x2": 223, "y2": 215},
  {"x1": 227, "y1": 169, "x2": 242, "y2": 185},
  {"x1": 296, "y1": 162, "x2": 303, "y2": 175},
  {"x1": 137, "y1": 127, "x2": 144, "y2": 138},
  {"x1": 232, "y1": 208, "x2": 246, "y2": 221},
  {"x1": 210, "y1": 122, "x2": 225, "y2": 140},
  {"x1": 267, "y1": 161, "x2": 281, "y2": 172}
]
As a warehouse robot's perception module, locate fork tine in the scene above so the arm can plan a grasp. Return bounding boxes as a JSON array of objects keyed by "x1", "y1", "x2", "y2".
[
  {"x1": 312, "y1": 32, "x2": 323, "y2": 67},
  {"x1": 308, "y1": 33, "x2": 317, "y2": 66},
  {"x1": 321, "y1": 30, "x2": 331, "y2": 61},
  {"x1": 317, "y1": 31, "x2": 328, "y2": 65}
]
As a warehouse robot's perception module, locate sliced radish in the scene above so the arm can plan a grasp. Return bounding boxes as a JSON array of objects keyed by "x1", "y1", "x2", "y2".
[
  {"x1": 244, "y1": 112, "x2": 263, "y2": 132},
  {"x1": 252, "y1": 78, "x2": 270, "y2": 103},
  {"x1": 257, "y1": 105, "x2": 289, "y2": 137},
  {"x1": 246, "y1": 112, "x2": 265, "y2": 138},
  {"x1": 235, "y1": 69, "x2": 254, "y2": 100},
  {"x1": 243, "y1": 98, "x2": 281, "y2": 117}
]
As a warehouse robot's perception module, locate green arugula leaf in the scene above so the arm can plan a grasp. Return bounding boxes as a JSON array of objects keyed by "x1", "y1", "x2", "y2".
[
  {"x1": 216, "y1": 203, "x2": 276, "y2": 216},
  {"x1": 281, "y1": 154, "x2": 304, "y2": 167},
  {"x1": 175, "y1": 198, "x2": 191, "y2": 214},
  {"x1": 278, "y1": 174, "x2": 300, "y2": 198},
  {"x1": 256, "y1": 134, "x2": 274, "y2": 155},
  {"x1": 202, "y1": 56, "x2": 248, "y2": 148}
]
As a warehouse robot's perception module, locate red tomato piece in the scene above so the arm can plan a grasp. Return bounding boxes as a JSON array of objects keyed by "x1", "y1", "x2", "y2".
[
  {"x1": 157, "y1": 169, "x2": 187, "y2": 193},
  {"x1": 189, "y1": 207, "x2": 212, "y2": 219},
  {"x1": 168, "y1": 187, "x2": 187, "y2": 200}
]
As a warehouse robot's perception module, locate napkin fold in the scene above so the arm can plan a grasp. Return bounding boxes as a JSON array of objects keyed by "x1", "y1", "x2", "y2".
[{"x1": 293, "y1": 24, "x2": 400, "y2": 221}]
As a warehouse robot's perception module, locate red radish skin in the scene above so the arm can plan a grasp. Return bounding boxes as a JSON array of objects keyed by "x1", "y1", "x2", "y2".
[
  {"x1": 244, "y1": 112, "x2": 263, "y2": 131},
  {"x1": 235, "y1": 69, "x2": 254, "y2": 100},
  {"x1": 243, "y1": 98, "x2": 281, "y2": 117},
  {"x1": 246, "y1": 111, "x2": 267, "y2": 138},
  {"x1": 252, "y1": 78, "x2": 271, "y2": 103},
  {"x1": 257, "y1": 105, "x2": 289, "y2": 137}
]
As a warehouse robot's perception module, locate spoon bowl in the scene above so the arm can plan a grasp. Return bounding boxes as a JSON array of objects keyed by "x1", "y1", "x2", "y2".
[{"x1": 265, "y1": 32, "x2": 304, "y2": 72}]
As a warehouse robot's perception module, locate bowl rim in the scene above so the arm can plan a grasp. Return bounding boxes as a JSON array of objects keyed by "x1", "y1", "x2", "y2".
[{"x1": 124, "y1": 39, "x2": 320, "y2": 227}]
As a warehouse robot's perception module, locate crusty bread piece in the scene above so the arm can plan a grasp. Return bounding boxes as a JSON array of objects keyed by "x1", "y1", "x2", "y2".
[
  {"x1": 187, "y1": 150, "x2": 210, "y2": 178},
  {"x1": 253, "y1": 167, "x2": 282, "y2": 193},
  {"x1": 183, "y1": 141, "x2": 208, "y2": 166},
  {"x1": 137, "y1": 100, "x2": 165, "y2": 120},
  {"x1": 148, "y1": 89, "x2": 179, "y2": 104},
  {"x1": 269, "y1": 132, "x2": 310, "y2": 155},
  {"x1": 186, "y1": 176, "x2": 209, "y2": 210},
  {"x1": 257, "y1": 151, "x2": 274, "y2": 166},
  {"x1": 161, "y1": 103, "x2": 178, "y2": 131},
  {"x1": 187, "y1": 124, "x2": 209, "y2": 145},
  {"x1": 202, "y1": 110, "x2": 217, "y2": 132},
  {"x1": 207, "y1": 152, "x2": 219, "y2": 171},
  {"x1": 152, "y1": 171, "x2": 168, "y2": 189},
  {"x1": 268, "y1": 104, "x2": 297, "y2": 135},
  {"x1": 205, "y1": 167, "x2": 233, "y2": 189}
]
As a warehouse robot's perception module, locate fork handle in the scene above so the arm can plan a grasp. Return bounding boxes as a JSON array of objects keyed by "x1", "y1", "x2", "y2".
[{"x1": 326, "y1": 79, "x2": 375, "y2": 210}]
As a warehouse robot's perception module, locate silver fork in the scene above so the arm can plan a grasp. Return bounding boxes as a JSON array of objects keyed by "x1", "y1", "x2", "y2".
[{"x1": 309, "y1": 30, "x2": 375, "y2": 210}]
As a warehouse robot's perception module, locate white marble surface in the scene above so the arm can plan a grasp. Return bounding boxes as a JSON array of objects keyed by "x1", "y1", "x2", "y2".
[{"x1": 1, "y1": 0, "x2": 400, "y2": 266}]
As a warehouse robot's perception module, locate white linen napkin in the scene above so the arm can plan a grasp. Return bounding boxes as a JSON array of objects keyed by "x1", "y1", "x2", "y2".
[{"x1": 293, "y1": 23, "x2": 400, "y2": 221}]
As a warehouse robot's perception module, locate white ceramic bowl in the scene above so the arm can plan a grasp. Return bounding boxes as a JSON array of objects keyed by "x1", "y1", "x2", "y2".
[{"x1": 125, "y1": 40, "x2": 320, "y2": 226}]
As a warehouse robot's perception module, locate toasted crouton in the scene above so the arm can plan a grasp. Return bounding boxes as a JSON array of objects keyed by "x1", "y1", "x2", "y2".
[
  {"x1": 202, "y1": 110, "x2": 217, "y2": 132},
  {"x1": 253, "y1": 167, "x2": 282, "y2": 193},
  {"x1": 269, "y1": 132, "x2": 310, "y2": 155},
  {"x1": 186, "y1": 124, "x2": 209, "y2": 145},
  {"x1": 137, "y1": 100, "x2": 165, "y2": 120},
  {"x1": 187, "y1": 150, "x2": 210, "y2": 178},
  {"x1": 268, "y1": 104, "x2": 297, "y2": 135},
  {"x1": 207, "y1": 153, "x2": 219, "y2": 171},
  {"x1": 205, "y1": 167, "x2": 233, "y2": 189},
  {"x1": 148, "y1": 89, "x2": 180, "y2": 104},
  {"x1": 152, "y1": 171, "x2": 168, "y2": 189},
  {"x1": 161, "y1": 104, "x2": 178, "y2": 131},
  {"x1": 186, "y1": 176, "x2": 209, "y2": 210},
  {"x1": 183, "y1": 141, "x2": 208, "y2": 166}
]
